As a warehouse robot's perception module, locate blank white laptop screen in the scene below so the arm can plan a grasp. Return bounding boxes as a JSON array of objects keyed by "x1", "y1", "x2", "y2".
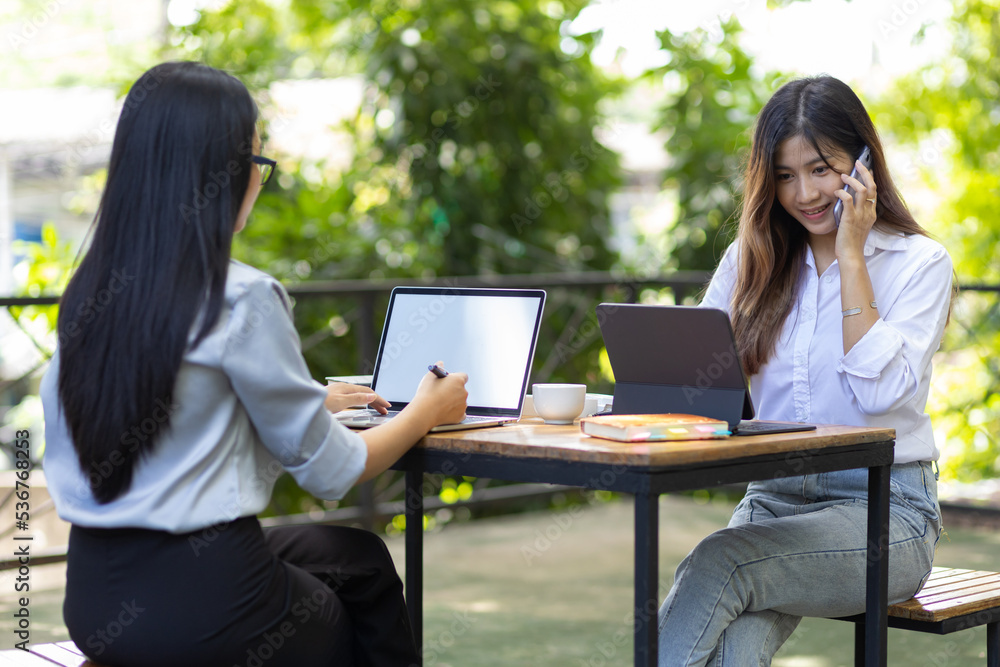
[{"x1": 371, "y1": 288, "x2": 546, "y2": 414}]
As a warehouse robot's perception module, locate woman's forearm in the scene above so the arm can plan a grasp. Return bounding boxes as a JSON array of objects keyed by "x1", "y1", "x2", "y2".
[{"x1": 839, "y1": 254, "x2": 879, "y2": 354}]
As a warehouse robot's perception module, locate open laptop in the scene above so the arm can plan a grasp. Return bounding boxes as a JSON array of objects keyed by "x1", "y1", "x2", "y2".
[
  {"x1": 336, "y1": 287, "x2": 546, "y2": 432},
  {"x1": 595, "y1": 303, "x2": 816, "y2": 436}
]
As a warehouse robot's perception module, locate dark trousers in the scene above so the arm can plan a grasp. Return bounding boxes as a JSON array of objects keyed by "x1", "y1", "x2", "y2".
[{"x1": 64, "y1": 517, "x2": 420, "y2": 667}]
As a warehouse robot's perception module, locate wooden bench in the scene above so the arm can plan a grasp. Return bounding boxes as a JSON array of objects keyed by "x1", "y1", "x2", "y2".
[
  {"x1": 837, "y1": 566, "x2": 1000, "y2": 666},
  {"x1": 0, "y1": 641, "x2": 104, "y2": 666}
]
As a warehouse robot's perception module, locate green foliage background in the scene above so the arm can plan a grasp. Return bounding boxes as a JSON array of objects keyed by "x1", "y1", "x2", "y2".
[
  {"x1": 165, "y1": 0, "x2": 622, "y2": 388},
  {"x1": 643, "y1": 18, "x2": 785, "y2": 273},
  {"x1": 871, "y1": 0, "x2": 1000, "y2": 481}
]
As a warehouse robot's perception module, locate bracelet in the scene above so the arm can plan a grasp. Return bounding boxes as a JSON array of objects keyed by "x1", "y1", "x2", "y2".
[{"x1": 842, "y1": 301, "x2": 878, "y2": 318}]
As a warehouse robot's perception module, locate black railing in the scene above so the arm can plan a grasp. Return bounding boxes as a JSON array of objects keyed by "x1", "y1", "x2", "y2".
[
  {"x1": 0, "y1": 270, "x2": 713, "y2": 380},
  {"x1": 2, "y1": 272, "x2": 997, "y2": 550}
]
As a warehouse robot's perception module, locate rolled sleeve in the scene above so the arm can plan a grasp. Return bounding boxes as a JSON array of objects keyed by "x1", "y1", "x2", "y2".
[
  {"x1": 222, "y1": 278, "x2": 367, "y2": 499},
  {"x1": 281, "y1": 411, "x2": 367, "y2": 500},
  {"x1": 836, "y1": 244, "x2": 952, "y2": 416},
  {"x1": 837, "y1": 319, "x2": 903, "y2": 379}
]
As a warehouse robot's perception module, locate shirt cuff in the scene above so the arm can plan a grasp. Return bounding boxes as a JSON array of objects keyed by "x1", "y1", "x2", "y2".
[
  {"x1": 837, "y1": 319, "x2": 904, "y2": 379},
  {"x1": 282, "y1": 415, "x2": 368, "y2": 500}
]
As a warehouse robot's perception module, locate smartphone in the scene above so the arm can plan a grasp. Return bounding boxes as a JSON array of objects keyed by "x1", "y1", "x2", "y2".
[{"x1": 833, "y1": 145, "x2": 873, "y2": 227}]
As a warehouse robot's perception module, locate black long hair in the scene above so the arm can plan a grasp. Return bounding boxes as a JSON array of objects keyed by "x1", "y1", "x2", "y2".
[
  {"x1": 57, "y1": 62, "x2": 258, "y2": 503},
  {"x1": 731, "y1": 75, "x2": 927, "y2": 376}
]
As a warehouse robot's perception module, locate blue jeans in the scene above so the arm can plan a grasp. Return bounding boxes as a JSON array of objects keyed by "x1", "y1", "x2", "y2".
[{"x1": 657, "y1": 461, "x2": 941, "y2": 666}]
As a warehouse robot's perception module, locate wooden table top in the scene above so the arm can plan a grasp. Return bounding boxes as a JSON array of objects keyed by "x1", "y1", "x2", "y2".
[{"x1": 417, "y1": 419, "x2": 895, "y2": 468}]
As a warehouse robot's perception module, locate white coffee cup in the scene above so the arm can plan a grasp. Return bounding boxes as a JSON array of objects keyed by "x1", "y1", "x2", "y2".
[{"x1": 531, "y1": 383, "x2": 586, "y2": 424}]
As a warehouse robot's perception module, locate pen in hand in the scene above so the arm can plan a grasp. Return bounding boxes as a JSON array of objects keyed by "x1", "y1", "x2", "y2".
[{"x1": 428, "y1": 364, "x2": 449, "y2": 378}]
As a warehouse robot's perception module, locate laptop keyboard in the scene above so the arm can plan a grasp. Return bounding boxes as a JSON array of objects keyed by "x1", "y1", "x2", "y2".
[
  {"x1": 338, "y1": 410, "x2": 502, "y2": 426},
  {"x1": 354, "y1": 409, "x2": 399, "y2": 418},
  {"x1": 735, "y1": 420, "x2": 817, "y2": 435},
  {"x1": 734, "y1": 420, "x2": 774, "y2": 433},
  {"x1": 337, "y1": 410, "x2": 397, "y2": 425}
]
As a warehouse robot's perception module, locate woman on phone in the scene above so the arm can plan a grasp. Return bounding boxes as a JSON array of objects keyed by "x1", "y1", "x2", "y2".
[
  {"x1": 41, "y1": 61, "x2": 468, "y2": 667},
  {"x1": 657, "y1": 76, "x2": 953, "y2": 665}
]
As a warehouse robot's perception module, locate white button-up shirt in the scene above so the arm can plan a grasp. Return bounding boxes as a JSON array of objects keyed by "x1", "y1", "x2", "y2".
[
  {"x1": 701, "y1": 227, "x2": 953, "y2": 463},
  {"x1": 42, "y1": 260, "x2": 368, "y2": 533}
]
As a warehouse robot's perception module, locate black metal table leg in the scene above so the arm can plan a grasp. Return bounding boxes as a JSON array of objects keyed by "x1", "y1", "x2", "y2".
[
  {"x1": 634, "y1": 491, "x2": 658, "y2": 667},
  {"x1": 405, "y1": 469, "x2": 424, "y2": 661},
  {"x1": 987, "y1": 621, "x2": 998, "y2": 667},
  {"x1": 864, "y1": 464, "x2": 890, "y2": 666}
]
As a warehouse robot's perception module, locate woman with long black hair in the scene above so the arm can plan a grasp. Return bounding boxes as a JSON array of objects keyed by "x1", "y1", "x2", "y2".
[
  {"x1": 657, "y1": 76, "x2": 952, "y2": 665},
  {"x1": 41, "y1": 61, "x2": 468, "y2": 667}
]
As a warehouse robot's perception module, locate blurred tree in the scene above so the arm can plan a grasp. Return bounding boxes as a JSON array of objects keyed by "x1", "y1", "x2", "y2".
[
  {"x1": 305, "y1": 0, "x2": 622, "y2": 277},
  {"x1": 170, "y1": 0, "x2": 622, "y2": 274},
  {"x1": 170, "y1": 0, "x2": 622, "y2": 376},
  {"x1": 643, "y1": 18, "x2": 785, "y2": 272},
  {"x1": 0, "y1": 0, "x2": 163, "y2": 89},
  {"x1": 167, "y1": 0, "x2": 312, "y2": 89},
  {"x1": 873, "y1": 0, "x2": 1000, "y2": 481},
  {"x1": 166, "y1": 0, "x2": 625, "y2": 518}
]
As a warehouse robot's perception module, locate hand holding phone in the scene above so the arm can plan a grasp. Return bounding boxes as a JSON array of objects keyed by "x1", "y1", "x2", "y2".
[{"x1": 833, "y1": 145, "x2": 873, "y2": 227}]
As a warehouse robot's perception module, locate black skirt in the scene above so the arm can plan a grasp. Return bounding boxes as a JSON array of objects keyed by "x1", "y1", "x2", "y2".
[{"x1": 64, "y1": 517, "x2": 418, "y2": 667}]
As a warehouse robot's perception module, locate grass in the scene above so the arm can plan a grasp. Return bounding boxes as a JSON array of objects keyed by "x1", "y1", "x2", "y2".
[
  {"x1": 386, "y1": 494, "x2": 1000, "y2": 667},
  {"x1": 3, "y1": 493, "x2": 998, "y2": 665}
]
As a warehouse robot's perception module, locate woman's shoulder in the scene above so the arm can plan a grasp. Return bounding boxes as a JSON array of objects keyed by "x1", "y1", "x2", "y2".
[
  {"x1": 875, "y1": 227, "x2": 949, "y2": 260},
  {"x1": 227, "y1": 258, "x2": 278, "y2": 289},
  {"x1": 225, "y1": 260, "x2": 291, "y2": 310},
  {"x1": 871, "y1": 230, "x2": 953, "y2": 294},
  {"x1": 186, "y1": 262, "x2": 292, "y2": 350},
  {"x1": 903, "y1": 232, "x2": 952, "y2": 275},
  {"x1": 907, "y1": 230, "x2": 947, "y2": 252}
]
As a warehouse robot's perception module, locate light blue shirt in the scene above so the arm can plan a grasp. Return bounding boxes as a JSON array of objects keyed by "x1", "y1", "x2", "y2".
[
  {"x1": 41, "y1": 260, "x2": 368, "y2": 533},
  {"x1": 701, "y1": 227, "x2": 953, "y2": 463}
]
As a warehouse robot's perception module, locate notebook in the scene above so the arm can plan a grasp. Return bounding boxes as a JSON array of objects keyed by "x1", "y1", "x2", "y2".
[
  {"x1": 595, "y1": 304, "x2": 816, "y2": 436},
  {"x1": 336, "y1": 286, "x2": 546, "y2": 432}
]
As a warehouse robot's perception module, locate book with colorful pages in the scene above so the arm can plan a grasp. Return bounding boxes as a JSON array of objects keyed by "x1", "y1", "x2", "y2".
[{"x1": 580, "y1": 413, "x2": 731, "y2": 442}]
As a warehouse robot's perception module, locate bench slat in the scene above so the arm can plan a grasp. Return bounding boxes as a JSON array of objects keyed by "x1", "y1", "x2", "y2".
[
  {"x1": 920, "y1": 570, "x2": 998, "y2": 593},
  {"x1": 0, "y1": 645, "x2": 105, "y2": 667},
  {"x1": 926, "y1": 566, "x2": 970, "y2": 578},
  {"x1": 915, "y1": 576, "x2": 1000, "y2": 607},
  {"x1": 913, "y1": 568, "x2": 995, "y2": 589},
  {"x1": 0, "y1": 650, "x2": 62, "y2": 665},
  {"x1": 907, "y1": 572, "x2": 1000, "y2": 603},
  {"x1": 918, "y1": 589, "x2": 1000, "y2": 617},
  {"x1": 50, "y1": 644, "x2": 98, "y2": 667},
  {"x1": 28, "y1": 644, "x2": 89, "y2": 667},
  {"x1": 51, "y1": 645, "x2": 82, "y2": 658},
  {"x1": 916, "y1": 568, "x2": 991, "y2": 591},
  {"x1": 889, "y1": 568, "x2": 1000, "y2": 622}
]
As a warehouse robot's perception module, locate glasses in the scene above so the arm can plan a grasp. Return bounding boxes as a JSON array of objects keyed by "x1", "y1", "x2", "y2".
[{"x1": 251, "y1": 155, "x2": 277, "y2": 186}]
